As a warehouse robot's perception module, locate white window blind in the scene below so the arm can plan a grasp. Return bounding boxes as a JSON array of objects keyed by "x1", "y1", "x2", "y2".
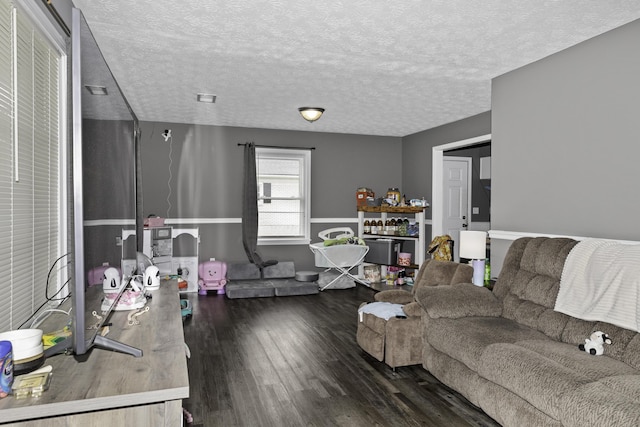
[
  {"x1": 0, "y1": 1, "x2": 63, "y2": 331},
  {"x1": 256, "y1": 147, "x2": 311, "y2": 245}
]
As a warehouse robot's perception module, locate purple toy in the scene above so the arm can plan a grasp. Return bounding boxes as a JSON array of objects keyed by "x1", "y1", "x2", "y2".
[{"x1": 198, "y1": 260, "x2": 227, "y2": 295}]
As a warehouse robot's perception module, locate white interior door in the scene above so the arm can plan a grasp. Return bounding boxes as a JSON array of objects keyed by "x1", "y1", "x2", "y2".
[{"x1": 443, "y1": 157, "x2": 472, "y2": 261}]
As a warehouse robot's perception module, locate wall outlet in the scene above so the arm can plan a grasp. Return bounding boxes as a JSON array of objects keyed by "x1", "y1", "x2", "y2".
[{"x1": 473, "y1": 207, "x2": 480, "y2": 214}]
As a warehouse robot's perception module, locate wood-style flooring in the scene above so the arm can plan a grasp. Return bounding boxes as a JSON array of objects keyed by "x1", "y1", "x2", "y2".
[{"x1": 181, "y1": 284, "x2": 500, "y2": 427}]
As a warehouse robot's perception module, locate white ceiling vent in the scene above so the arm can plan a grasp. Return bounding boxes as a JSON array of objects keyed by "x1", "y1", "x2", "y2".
[{"x1": 197, "y1": 93, "x2": 216, "y2": 104}]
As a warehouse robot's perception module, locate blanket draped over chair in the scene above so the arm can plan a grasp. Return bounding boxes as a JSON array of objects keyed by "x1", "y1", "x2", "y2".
[{"x1": 555, "y1": 238, "x2": 640, "y2": 332}]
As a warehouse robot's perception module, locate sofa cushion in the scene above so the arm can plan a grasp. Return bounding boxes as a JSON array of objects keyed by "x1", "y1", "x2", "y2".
[
  {"x1": 496, "y1": 237, "x2": 576, "y2": 297},
  {"x1": 559, "y1": 376, "x2": 640, "y2": 427},
  {"x1": 225, "y1": 280, "x2": 275, "y2": 298},
  {"x1": 272, "y1": 279, "x2": 319, "y2": 296},
  {"x1": 426, "y1": 316, "x2": 547, "y2": 372},
  {"x1": 416, "y1": 283, "x2": 502, "y2": 319},
  {"x1": 516, "y1": 340, "x2": 638, "y2": 378},
  {"x1": 479, "y1": 340, "x2": 638, "y2": 421},
  {"x1": 412, "y1": 259, "x2": 474, "y2": 293},
  {"x1": 622, "y1": 335, "x2": 640, "y2": 370},
  {"x1": 496, "y1": 238, "x2": 578, "y2": 339},
  {"x1": 262, "y1": 261, "x2": 296, "y2": 279},
  {"x1": 227, "y1": 263, "x2": 261, "y2": 280},
  {"x1": 374, "y1": 289, "x2": 414, "y2": 305},
  {"x1": 480, "y1": 342, "x2": 586, "y2": 421}
]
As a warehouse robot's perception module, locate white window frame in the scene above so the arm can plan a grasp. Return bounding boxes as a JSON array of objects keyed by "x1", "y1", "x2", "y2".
[
  {"x1": 256, "y1": 147, "x2": 311, "y2": 246},
  {"x1": 0, "y1": 0, "x2": 67, "y2": 331}
]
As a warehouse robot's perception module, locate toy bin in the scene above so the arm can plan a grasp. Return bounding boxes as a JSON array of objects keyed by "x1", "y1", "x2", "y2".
[{"x1": 364, "y1": 238, "x2": 402, "y2": 265}]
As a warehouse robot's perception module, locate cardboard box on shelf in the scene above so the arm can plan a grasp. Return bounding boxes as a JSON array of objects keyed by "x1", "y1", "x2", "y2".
[{"x1": 356, "y1": 188, "x2": 374, "y2": 207}]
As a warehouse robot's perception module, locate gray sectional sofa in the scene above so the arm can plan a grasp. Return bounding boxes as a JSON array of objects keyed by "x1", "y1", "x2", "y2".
[
  {"x1": 415, "y1": 237, "x2": 640, "y2": 427},
  {"x1": 224, "y1": 261, "x2": 319, "y2": 299}
]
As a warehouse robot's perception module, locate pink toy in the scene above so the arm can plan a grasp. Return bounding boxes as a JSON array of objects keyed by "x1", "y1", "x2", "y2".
[{"x1": 198, "y1": 260, "x2": 227, "y2": 295}]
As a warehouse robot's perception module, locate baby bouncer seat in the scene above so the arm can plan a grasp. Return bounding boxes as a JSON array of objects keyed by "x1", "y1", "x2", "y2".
[{"x1": 309, "y1": 227, "x2": 369, "y2": 291}]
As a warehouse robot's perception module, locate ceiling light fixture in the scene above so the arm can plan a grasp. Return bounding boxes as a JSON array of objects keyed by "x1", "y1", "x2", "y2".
[
  {"x1": 298, "y1": 107, "x2": 324, "y2": 123},
  {"x1": 197, "y1": 93, "x2": 216, "y2": 103},
  {"x1": 85, "y1": 85, "x2": 108, "y2": 95}
]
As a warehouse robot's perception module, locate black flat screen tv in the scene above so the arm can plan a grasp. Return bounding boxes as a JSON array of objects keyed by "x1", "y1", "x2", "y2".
[{"x1": 47, "y1": 8, "x2": 143, "y2": 359}]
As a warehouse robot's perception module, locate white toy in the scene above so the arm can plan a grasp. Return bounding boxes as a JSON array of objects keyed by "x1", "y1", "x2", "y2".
[{"x1": 578, "y1": 331, "x2": 612, "y2": 356}]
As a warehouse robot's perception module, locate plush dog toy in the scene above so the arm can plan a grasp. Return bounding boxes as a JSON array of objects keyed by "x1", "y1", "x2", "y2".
[{"x1": 578, "y1": 331, "x2": 612, "y2": 355}]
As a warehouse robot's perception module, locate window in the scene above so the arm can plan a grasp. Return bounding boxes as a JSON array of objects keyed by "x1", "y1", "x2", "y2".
[
  {"x1": 256, "y1": 147, "x2": 311, "y2": 245},
  {"x1": 0, "y1": 1, "x2": 66, "y2": 331}
]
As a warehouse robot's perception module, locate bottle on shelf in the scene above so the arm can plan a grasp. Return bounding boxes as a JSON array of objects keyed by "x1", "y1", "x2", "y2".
[
  {"x1": 398, "y1": 217, "x2": 408, "y2": 236},
  {"x1": 484, "y1": 258, "x2": 491, "y2": 286},
  {"x1": 397, "y1": 269, "x2": 406, "y2": 285},
  {"x1": 376, "y1": 219, "x2": 384, "y2": 234},
  {"x1": 386, "y1": 188, "x2": 401, "y2": 206},
  {"x1": 370, "y1": 219, "x2": 378, "y2": 234},
  {"x1": 363, "y1": 219, "x2": 371, "y2": 234}
]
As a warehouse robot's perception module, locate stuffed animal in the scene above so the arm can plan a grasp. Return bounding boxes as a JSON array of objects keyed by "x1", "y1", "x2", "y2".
[
  {"x1": 578, "y1": 331, "x2": 612, "y2": 355},
  {"x1": 198, "y1": 260, "x2": 227, "y2": 295}
]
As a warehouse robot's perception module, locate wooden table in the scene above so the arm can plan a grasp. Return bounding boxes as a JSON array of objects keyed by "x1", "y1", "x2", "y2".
[{"x1": 0, "y1": 281, "x2": 189, "y2": 426}]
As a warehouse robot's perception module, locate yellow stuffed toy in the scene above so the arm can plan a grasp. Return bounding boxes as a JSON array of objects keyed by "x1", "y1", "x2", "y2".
[{"x1": 428, "y1": 235, "x2": 453, "y2": 261}]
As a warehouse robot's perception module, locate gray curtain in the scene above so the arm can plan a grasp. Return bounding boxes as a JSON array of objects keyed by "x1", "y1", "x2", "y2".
[{"x1": 242, "y1": 142, "x2": 277, "y2": 270}]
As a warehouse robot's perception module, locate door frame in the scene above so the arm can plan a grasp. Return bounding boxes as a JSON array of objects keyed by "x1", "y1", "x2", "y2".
[{"x1": 432, "y1": 133, "x2": 492, "y2": 239}]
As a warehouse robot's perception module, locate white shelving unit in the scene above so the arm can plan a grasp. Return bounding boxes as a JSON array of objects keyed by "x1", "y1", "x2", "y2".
[
  {"x1": 138, "y1": 227, "x2": 200, "y2": 293},
  {"x1": 171, "y1": 228, "x2": 199, "y2": 293},
  {"x1": 357, "y1": 206, "x2": 427, "y2": 279},
  {"x1": 143, "y1": 226, "x2": 173, "y2": 274}
]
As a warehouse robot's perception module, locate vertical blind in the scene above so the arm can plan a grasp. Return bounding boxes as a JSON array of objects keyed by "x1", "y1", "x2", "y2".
[{"x1": 0, "y1": 0, "x2": 63, "y2": 331}]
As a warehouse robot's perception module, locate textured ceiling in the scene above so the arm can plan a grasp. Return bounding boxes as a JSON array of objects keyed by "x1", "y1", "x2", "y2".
[{"x1": 72, "y1": 0, "x2": 640, "y2": 137}]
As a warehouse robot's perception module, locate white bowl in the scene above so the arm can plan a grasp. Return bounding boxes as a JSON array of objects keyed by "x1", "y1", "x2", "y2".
[
  {"x1": 0, "y1": 329, "x2": 43, "y2": 359},
  {"x1": 13, "y1": 342, "x2": 44, "y2": 361}
]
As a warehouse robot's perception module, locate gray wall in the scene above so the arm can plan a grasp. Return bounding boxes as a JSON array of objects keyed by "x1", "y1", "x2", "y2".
[
  {"x1": 490, "y1": 18, "x2": 640, "y2": 275},
  {"x1": 492, "y1": 18, "x2": 640, "y2": 240},
  {"x1": 402, "y1": 111, "x2": 492, "y2": 239},
  {"x1": 139, "y1": 122, "x2": 401, "y2": 270}
]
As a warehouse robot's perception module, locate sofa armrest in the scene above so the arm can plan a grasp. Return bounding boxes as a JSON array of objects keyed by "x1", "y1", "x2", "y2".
[
  {"x1": 402, "y1": 301, "x2": 422, "y2": 317},
  {"x1": 414, "y1": 283, "x2": 502, "y2": 319},
  {"x1": 374, "y1": 289, "x2": 414, "y2": 305}
]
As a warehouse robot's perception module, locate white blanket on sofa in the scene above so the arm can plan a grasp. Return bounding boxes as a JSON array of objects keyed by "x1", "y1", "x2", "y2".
[{"x1": 555, "y1": 239, "x2": 640, "y2": 332}]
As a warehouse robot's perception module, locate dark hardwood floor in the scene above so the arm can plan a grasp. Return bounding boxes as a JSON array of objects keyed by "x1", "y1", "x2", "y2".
[{"x1": 181, "y1": 285, "x2": 500, "y2": 427}]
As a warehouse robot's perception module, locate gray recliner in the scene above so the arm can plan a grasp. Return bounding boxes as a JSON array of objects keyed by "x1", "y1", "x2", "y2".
[{"x1": 357, "y1": 259, "x2": 473, "y2": 368}]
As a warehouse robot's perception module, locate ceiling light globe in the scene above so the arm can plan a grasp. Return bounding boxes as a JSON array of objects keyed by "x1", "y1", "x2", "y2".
[{"x1": 298, "y1": 107, "x2": 324, "y2": 123}]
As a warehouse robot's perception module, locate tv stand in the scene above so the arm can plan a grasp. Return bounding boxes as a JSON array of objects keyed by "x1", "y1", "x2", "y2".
[{"x1": 0, "y1": 281, "x2": 188, "y2": 426}]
